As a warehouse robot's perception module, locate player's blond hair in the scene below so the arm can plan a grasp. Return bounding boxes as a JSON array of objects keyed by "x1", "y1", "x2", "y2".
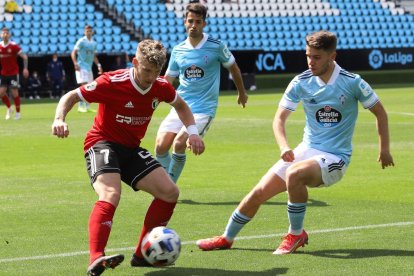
[
  {"x1": 136, "y1": 39, "x2": 167, "y2": 69},
  {"x1": 306, "y1": 30, "x2": 337, "y2": 52}
]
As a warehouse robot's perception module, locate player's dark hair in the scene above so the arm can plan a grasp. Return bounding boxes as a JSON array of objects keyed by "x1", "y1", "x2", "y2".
[
  {"x1": 84, "y1": 25, "x2": 93, "y2": 30},
  {"x1": 306, "y1": 30, "x2": 337, "y2": 52},
  {"x1": 185, "y1": 3, "x2": 207, "y2": 20},
  {"x1": 2, "y1": 27, "x2": 9, "y2": 32}
]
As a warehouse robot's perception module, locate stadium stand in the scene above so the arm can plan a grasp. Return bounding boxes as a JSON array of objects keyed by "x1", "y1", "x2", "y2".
[
  {"x1": 0, "y1": 0, "x2": 413, "y2": 55},
  {"x1": 397, "y1": 0, "x2": 414, "y2": 13},
  {"x1": 1, "y1": 0, "x2": 138, "y2": 55},
  {"x1": 105, "y1": 0, "x2": 414, "y2": 52}
]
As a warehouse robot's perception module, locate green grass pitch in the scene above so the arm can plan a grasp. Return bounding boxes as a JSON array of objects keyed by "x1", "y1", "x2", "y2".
[{"x1": 0, "y1": 85, "x2": 413, "y2": 275}]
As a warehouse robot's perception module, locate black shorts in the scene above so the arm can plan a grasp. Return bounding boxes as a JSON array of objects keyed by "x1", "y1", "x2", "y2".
[
  {"x1": 84, "y1": 141, "x2": 162, "y2": 190},
  {"x1": 0, "y1": 75, "x2": 20, "y2": 88}
]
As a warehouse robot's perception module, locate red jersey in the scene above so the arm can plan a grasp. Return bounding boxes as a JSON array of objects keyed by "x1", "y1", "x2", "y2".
[
  {"x1": 79, "y1": 68, "x2": 177, "y2": 151},
  {"x1": 0, "y1": 41, "x2": 22, "y2": 76}
]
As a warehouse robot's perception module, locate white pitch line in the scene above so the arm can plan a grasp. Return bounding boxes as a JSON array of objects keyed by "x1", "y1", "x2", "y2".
[
  {"x1": 389, "y1": 111, "x2": 414, "y2": 117},
  {"x1": 1, "y1": 221, "x2": 413, "y2": 263}
]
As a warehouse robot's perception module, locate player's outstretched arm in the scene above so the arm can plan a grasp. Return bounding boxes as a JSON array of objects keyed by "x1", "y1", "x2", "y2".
[
  {"x1": 71, "y1": 49, "x2": 80, "y2": 71},
  {"x1": 273, "y1": 107, "x2": 294, "y2": 162},
  {"x1": 52, "y1": 90, "x2": 81, "y2": 138},
  {"x1": 171, "y1": 96, "x2": 205, "y2": 155},
  {"x1": 228, "y1": 63, "x2": 248, "y2": 108},
  {"x1": 369, "y1": 101, "x2": 395, "y2": 169},
  {"x1": 18, "y1": 52, "x2": 29, "y2": 78},
  {"x1": 94, "y1": 55, "x2": 103, "y2": 75}
]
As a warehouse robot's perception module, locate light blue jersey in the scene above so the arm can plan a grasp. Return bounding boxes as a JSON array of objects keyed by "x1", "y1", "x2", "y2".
[
  {"x1": 165, "y1": 34, "x2": 235, "y2": 117},
  {"x1": 73, "y1": 36, "x2": 97, "y2": 72},
  {"x1": 279, "y1": 63, "x2": 379, "y2": 165}
]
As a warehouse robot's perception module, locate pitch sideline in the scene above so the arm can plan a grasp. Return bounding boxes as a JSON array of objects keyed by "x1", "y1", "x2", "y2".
[{"x1": 1, "y1": 221, "x2": 413, "y2": 263}]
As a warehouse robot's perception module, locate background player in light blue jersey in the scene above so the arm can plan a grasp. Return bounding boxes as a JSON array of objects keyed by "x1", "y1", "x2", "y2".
[
  {"x1": 155, "y1": 3, "x2": 248, "y2": 183},
  {"x1": 71, "y1": 25, "x2": 103, "y2": 112},
  {"x1": 197, "y1": 30, "x2": 394, "y2": 254}
]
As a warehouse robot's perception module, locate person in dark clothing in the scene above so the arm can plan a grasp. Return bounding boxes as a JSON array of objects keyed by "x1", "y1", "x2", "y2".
[
  {"x1": 27, "y1": 71, "x2": 42, "y2": 100},
  {"x1": 46, "y1": 54, "x2": 65, "y2": 99}
]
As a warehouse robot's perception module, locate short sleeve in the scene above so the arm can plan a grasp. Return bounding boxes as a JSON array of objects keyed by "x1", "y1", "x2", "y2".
[
  {"x1": 219, "y1": 42, "x2": 235, "y2": 68},
  {"x1": 165, "y1": 48, "x2": 179, "y2": 77},
  {"x1": 78, "y1": 74, "x2": 112, "y2": 104},
  {"x1": 354, "y1": 76, "x2": 379, "y2": 109},
  {"x1": 279, "y1": 77, "x2": 301, "y2": 111},
  {"x1": 158, "y1": 77, "x2": 178, "y2": 104}
]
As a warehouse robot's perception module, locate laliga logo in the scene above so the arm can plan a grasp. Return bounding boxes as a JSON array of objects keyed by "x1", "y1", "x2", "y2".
[
  {"x1": 369, "y1": 49, "x2": 413, "y2": 69},
  {"x1": 369, "y1": 50, "x2": 383, "y2": 69}
]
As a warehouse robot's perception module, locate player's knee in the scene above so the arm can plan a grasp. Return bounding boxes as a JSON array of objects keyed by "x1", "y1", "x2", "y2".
[
  {"x1": 245, "y1": 189, "x2": 267, "y2": 206},
  {"x1": 155, "y1": 141, "x2": 170, "y2": 155},
  {"x1": 99, "y1": 190, "x2": 121, "y2": 207},
  {"x1": 285, "y1": 166, "x2": 307, "y2": 189},
  {"x1": 161, "y1": 184, "x2": 179, "y2": 203},
  {"x1": 172, "y1": 139, "x2": 187, "y2": 152}
]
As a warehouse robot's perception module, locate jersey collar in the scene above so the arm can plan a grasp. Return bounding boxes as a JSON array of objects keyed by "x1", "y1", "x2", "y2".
[
  {"x1": 129, "y1": 67, "x2": 152, "y2": 95},
  {"x1": 185, "y1": 33, "x2": 208, "y2": 49},
  {"x1": 316, "y1": 62, "x2": 341, "y2": 86},
  {"x1": 0, "y1": 41, "x2": 10, "y2": 47}
]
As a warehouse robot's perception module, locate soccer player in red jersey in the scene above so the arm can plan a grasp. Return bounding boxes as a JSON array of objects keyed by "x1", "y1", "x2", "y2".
[
  {"x1": 0, "y1": 27, "x2": 29, "y2": 120},
  {"x1": 52, "y1": 40, "x2": 205, "y2": 275}
]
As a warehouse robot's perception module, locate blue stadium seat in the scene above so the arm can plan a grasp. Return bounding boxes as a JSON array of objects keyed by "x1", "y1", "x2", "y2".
[
  {"x1": 13, "y1": 29, "x2": 22, "y2": 37},
  {"x1": 244, "y1": 40, "x2": 253, "y2": 49},
  {"x1": 50, "y1": 6, "x2": 59, "y2": 13},
  {"x1": 30, "y1": 45, "x2": 40, "y2": 53},
  {"x1": 49, "y1": 36, "x2": 58, "y2": 44},
  {"x1": 77, "y1": 5, "x2": 86, "y2": 14},
  {"x1": 235, "y1": 40, "x2": 244, "y2": 48},
  {"x1": 103, "y1": 19, "x2": 112, "y2": 27},
  {"x1": 95, "y1": 12, "x2": 104, "y2": 21},
  {"x1": 124, "y1": 12, "x2": 133, "y2": 22},
  {"x1": 77, "y1": 13, "x2": 86, "y2": 21},
  {"x1": 228, "y1": 40, "x2": 237, "y2": 49},
  {"x1": 93, "y1": 35, "x2": 103, "y2": 43},
  {"x1": 58, "y1": 44, "x2": 67, "y2": 53},
  {"x1": 49, "y1": 45, "x2": 58, "y2": 54},
  {"x1": 104, "y1": 36, "x2": 113, "y2": 44},
  {"x1": 39, "y1": 45, "x2": 49, "y2": 54},
  {"x1": 241, "y1": 25, "x2": 250, "y2": 32},
  {"x1": 31, "y1": 36, "x2": 40, "y2": 45},
  {"x1": 112, "y1": 43, "x2": 122, "y2": 52},
  {"x1": 50, "y1": 13, "x2": 59, "y2": 21},
  {"x1": 59, "y1": 6, "x2": 69, "y2": 13},
  {"x1": 21, "y1": 37, "x2": 30, "y2": 46},
  {"x1": 40, "y1": 29, "x2": 49, "y2": 36},
  {"x1": 121, "y1": 34, "x2": 130, "y2": 43},
  {"x1": 42, "y1": 5, "x2": 51, "y2": 13}
]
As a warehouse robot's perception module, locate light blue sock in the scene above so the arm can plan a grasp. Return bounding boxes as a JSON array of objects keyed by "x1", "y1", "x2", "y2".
[
  {"x1": 287, "y1": 202, "x2": 307, "y2": 235},
  {"x1": 223, "y1": 210, "x2": 251, "y2": 241},
  {"x1": 168, "y1": 152, "x2": 186, "y2": 183},
  {"x1": 156, "y1": 152, "x2": 171, "y2": 171}
]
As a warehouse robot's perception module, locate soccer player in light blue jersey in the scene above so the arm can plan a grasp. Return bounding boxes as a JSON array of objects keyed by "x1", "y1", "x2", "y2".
[
  {"x1": 71, "y1": 25, "x2": 103, "y2": 112},
  {"x1": 155, "y1": 3, "x2": 248, "y2": 183},
  {"x1": 197, "y1": 30, "x2": 394, "y2": 254}
]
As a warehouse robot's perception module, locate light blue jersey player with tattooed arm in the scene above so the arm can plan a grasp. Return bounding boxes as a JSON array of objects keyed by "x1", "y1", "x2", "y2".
[
  {"x1": 155, "y1": 2, "x2": 248, "y2": 183},
  {"x1": 197, "y1": 30, "x2": 394, "y2": 254}
]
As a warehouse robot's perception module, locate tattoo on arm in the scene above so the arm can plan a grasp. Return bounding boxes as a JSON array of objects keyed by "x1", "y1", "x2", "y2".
[
  {"x1": 20, "y1": 53, "x2": 28, "y2": 69},
  {"x1": 55, "y1": 92, "x2": 80, "y2": 120}
]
